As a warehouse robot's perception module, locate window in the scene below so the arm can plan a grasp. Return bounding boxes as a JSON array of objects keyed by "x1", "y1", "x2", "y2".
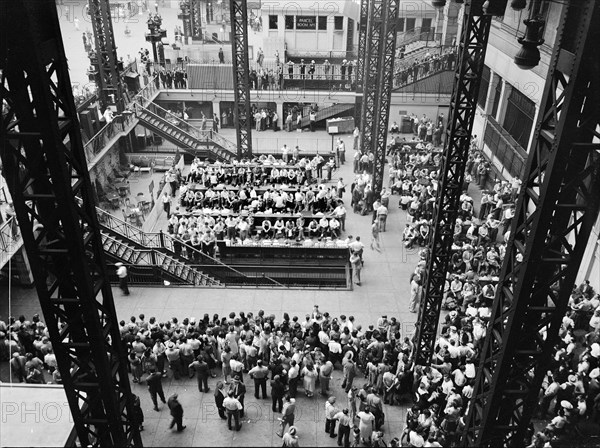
[
  {"x1": 490, "y1": 77, "x2": 502, "y2": 119},
  {"x1": 421, "y1": 18, "x2": 432, "y2": 33},
  {"x1": 503, "y1": 87, "x2": 536, "y2": 151},
  {"x1": 285, "y1": 15, "x2": 294, "y2": 30},
  {"x1": 318, "y1": 15, "x2": 327, "y2": 30},
  {"x1": 484, "y1": 117, "x2": 526, "y2": 178},
  {"x1": 396, "y1": 18, "x2": 405, "y2": 32},
  {"x1": 406, "y1": 18, "x2": 416, "y2": 32},
  {"x1": 478, "y1": 66, "x2": 491, "y2": 109},
  {"x1": 269, "y1": 15, "x2": 278, "y2": 30},
  {"x1": 334, "y1": 16, "x2": 344, "y2": 30}
]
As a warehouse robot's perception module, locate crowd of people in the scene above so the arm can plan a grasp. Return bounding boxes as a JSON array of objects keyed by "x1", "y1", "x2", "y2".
[
  {"x1": 162, "y1": 156, "x2": 351, "y2": 249},
  {"x1": 4, "y1": 286, "x2": 598, "y2": 446},
  {"x1": 394, "y1": 48, "x2": 457, "y2": 88}
]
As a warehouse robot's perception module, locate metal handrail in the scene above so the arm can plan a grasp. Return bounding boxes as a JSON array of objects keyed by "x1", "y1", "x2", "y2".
[
  {"x1": 140, "y1": 99, "x2": 238, "y2": 156},
  {"x1": 83, "y1": 112, "x2": 137, "y2": 162},
  {"x1": 392, "y1": 62, "x2": 455, "y2": 90},
  {"x1": 97, "y1": 207, "x2": 250, "y2": 280},
  {"x1": 131, "y1": 95, "x2": 237, "y2": 161},
  {"x1": 101, "y1": 232, "x2": 221, "y2": 286},
  {"x1": 261, "y1": 273, "x2": 288, "y2": 288}
]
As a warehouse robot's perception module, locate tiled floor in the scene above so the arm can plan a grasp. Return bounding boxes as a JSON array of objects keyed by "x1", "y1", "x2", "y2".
[{"x1": 1, "y1": 130, "x2": 431, "y2": 446}]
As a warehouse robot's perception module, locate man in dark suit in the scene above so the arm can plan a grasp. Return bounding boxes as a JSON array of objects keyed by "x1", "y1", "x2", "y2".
[
  {"x1": 146, "y1": 369, "x2": 166, "y2": 411},
  {"x1": 167, "y1": 393, "x2": 186, "y2": 432},
  {"x1": 229, "y1": 375, "x2": 247, "y2": 417}
]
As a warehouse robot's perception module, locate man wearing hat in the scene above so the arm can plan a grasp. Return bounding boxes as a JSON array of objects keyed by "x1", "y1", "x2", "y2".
[
  {"x1": 554, "y1": 373, "x2": 577, "y2": 415},
  {"x1": 299, "y1": 59, "x2": 306, "y2": 79},
  {"x1": 340, "y1": 60, "x2": 347, "y2": 81},
  {"x1": 229, "y1": 374, "x2": 247, "y2": 417},
  {"x1": 165, "y1": 341, "x2": 182, "y2": 380},
  {"x1": 308, "y1": 60, "x2": 316, "y2": 79},
  {"x1": 115, "y1": 263, "x2": 129, "y2": 296},
  {"x1": 167, "y1": 393, "x2": 186, "y2": 432},
  {"x1": 282, "y1": 426, "x2": 299, "y2": 447},
  {"x1": 145, "y1": 368, "x2": 166, "y2": 412}
]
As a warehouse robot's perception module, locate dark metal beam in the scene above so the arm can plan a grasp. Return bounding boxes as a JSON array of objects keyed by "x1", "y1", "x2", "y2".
[
  {"x1": 229, "y1": 0, "x2": 252, "y2": 159},
  {"x1": 0, "y1": 1, "x2": 141, "y2": 446},
  {"x1": 463, "y1": 1, "x2": 600, "y2": 445},
  {"x1": 354, "y1": 0, "x2": 369, "y2": 127},
  {"x1": 88, "y1": 0, "x2": 126, "y2": 112},
  {"x1": 413, "y1": 0, "x2": 503, "y2": 364},
  {"x1": 371, "y1": 0, "x2": 399, "y2": 195},
  {"x1": 359, "y1": 0, "x2": 383, "y2": 177}
]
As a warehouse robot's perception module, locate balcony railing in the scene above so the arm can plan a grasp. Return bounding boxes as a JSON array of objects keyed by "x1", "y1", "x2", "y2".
[{"x1": 83, "y1": 112, "x2": 137, "y2": 164}]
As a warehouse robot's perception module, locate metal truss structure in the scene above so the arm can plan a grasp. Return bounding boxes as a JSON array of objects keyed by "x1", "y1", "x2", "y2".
[
  {"x1": 463, "y1": 1, "x2": 600, "y2": 445},
  {"x1": 88, "y1": 0, "x2": 126, "y2": 112},
  {"x1": 371, "y1": 0, "x2": 399, "y2": 195},
  {"x1": 359, "y1": 0, "x2": 383, "y2": 187},
  {"x1": 354, "y1": 0, "x2": 369, "y2": 127},
  {"x1": 0, "y1": 1, "x2": 142, "y2": 446},
  {"x1": 229, "y1": 0, "x2": 252, "y2": 158},
  {"x1": 358, "y1": 0, "x2": 399, "y2": 194},
  {"x1": 189, "y1": 0, "x2": 203, "y2": 41},
  {"x1": 413, "y1": 0, "x2": 503, "y2": 365}
]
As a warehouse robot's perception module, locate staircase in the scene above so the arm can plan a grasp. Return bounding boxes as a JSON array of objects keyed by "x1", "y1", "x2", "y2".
[
  {"x1": 101, "y1": 232, "x2": 222, "y2": 286},
  {"x1": 393, "y1": 69, "x2": 455, "y2": 94},
  {"x1": 96, "y1": 207, "x2": 250, "y2": 286},
  {"x1": 299, "y1": 103, "x2": 355, "y2": 128},
  {"x1": 135, "y1": 105, "x2": 237, "y2": 162}
]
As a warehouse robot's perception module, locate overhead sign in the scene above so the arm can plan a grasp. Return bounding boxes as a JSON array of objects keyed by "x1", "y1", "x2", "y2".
[{"x1": 296, "y1": 16, "x2": 316, "y2": 30}]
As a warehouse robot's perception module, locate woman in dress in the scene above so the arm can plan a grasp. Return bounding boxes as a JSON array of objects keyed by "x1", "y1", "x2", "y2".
[
  {"x1": 220, "y1": 345, "x2": 233, "y2": 383},
  {"x1": 357, "y1": 406, "x2": 376, "y2": 445},
  {"x1": 301, "y1": 363, "x2": 317, "y2": 397}
]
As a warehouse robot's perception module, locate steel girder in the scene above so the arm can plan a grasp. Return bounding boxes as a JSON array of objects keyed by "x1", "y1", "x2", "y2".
[
  {"x1": 0, "y1": 1, "x2": 142, "y2": 446},
  {"x1": 359, "y1": 0, "x2": 383, "y2": 178},
  {"x1": 371, "y1": 0, "x2": 399, "y2": 195},
  {"x1": 413, "y1": 0, "x2": 501, "y2": 365},
  {"x1": 463, "y1": 2, "x2": 600, "y2": 446},
  {"x1": 229, "y1": 0, "x2": 252, "y2": 159},
  {"x1": 190, "y1": 0, "x2": 203, "y2": 40},
  {"x1": 354, "y1": 0, "x2": 369, "y2": 126},
  {"x1": 88, "y1": 0, "x2": 126, "y2": 112}
]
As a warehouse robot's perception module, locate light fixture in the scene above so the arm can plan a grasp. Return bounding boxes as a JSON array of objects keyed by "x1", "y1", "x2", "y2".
[
  {"x1": 514, "y1": 18, "x2": 545, "y2": 69},
  {"x1": 432, "y1": 0, "x2": 446, "y2": 8},
  {"x1": 510, "y1": 0, "x2": 527, "y2": 10}
]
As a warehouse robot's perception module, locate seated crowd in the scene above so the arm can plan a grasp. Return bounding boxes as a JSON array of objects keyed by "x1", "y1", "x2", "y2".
[{"x1": 166, "y1": 157, "x2": 348, "y2": 251}]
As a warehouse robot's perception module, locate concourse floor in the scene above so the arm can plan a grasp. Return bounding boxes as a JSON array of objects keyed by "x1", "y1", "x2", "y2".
[{"x1": 1, "y1": 130, "x2": 436, "y2": 446}]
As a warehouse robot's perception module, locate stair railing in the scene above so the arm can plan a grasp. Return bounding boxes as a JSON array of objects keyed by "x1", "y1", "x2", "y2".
[
  {"x1": 97, "y1": 207, "x2": 250, "y2": 281},
  {"x1": 143, "y1": 100, "x2": 238, "y2": 158},
  {"x1": 102, "y1": 232, "x2": 222, "y2": 286},
  {"x1": 131, "y1": 99, "x2": 236, "y2": 162}
]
